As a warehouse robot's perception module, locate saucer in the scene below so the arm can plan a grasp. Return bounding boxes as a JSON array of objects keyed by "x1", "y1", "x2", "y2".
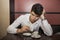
[
  {"x1": 23, "y1": 33, "x2": 32, "y2": 36},
  {"x1": 31, "y1": 34, "x2": 41, "y2": 38}
]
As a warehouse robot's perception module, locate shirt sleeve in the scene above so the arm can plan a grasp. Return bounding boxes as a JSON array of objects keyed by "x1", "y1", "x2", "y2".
[
  {"x1": 40, "y1": 19, "x2": 53, "y2": 36},
  {"x1": 7, "y1": 15, "x2": 24, "y2": 34}
]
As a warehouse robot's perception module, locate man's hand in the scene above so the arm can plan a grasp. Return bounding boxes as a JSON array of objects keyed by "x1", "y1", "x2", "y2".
[
  {"x1": 17, "y1": 25, "x2": 30, "y2": 33},
  {"x1": 21, "y1": 25, "x2": 30, "y2": 32},
  {"x1": 40, "y1": 9, "x2": 46, "y2": 20}
]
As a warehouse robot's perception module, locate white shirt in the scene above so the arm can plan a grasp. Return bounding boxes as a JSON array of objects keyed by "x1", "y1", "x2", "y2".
[{"x1": 7, "y1": 14, "x2": 53, "y2": 36}]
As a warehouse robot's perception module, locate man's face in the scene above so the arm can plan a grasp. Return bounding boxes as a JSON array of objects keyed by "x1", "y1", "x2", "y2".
[{"x1": 30, "y1": 11, "x2": 40, "y2": 23}]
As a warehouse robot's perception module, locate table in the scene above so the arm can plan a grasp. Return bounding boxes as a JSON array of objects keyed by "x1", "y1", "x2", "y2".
[{"x1": 1, "y1": 33, "x2": 60, "y2": 40}]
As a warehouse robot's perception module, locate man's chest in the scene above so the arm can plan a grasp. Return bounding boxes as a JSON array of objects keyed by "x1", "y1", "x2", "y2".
[{"x1": 21, "y1": 20, "x2": 41, "y2": 31}]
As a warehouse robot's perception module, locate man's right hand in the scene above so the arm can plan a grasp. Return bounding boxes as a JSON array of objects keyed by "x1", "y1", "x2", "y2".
[{"x1": 17, "y1": 26, "x2": 30, "y2": 33}]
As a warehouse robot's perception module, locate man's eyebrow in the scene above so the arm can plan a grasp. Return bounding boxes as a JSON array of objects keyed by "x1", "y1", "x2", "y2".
[{"x1": 32, "y1": 13, "x2": 35, "y2": 16}]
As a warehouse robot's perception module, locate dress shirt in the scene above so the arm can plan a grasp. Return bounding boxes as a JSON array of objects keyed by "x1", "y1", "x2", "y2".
[{"x1": 7, "y1": 14, "x2": 53, "y2": 36}]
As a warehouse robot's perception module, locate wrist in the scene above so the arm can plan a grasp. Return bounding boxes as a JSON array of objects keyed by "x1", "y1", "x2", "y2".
[
  {"x1": 17, "y1": 29, "x2": 22, "y2": 33},
  {"x1": 41, "y1": 17, "x2": 46, "y2": 20}
]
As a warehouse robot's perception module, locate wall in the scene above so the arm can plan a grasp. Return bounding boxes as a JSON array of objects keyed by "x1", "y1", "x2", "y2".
[
  {"x1": 14, "y1": 0, "x2": 60, "y2": 25},
  {"x1": 0, "y1": 0, "x2": 10, "y2": 39},
  {"x1": 15, "y1": 0, "x2": 60, "y2": 12}
]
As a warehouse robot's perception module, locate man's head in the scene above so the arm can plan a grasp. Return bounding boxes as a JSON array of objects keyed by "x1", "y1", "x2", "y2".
[
  {"x1": 30, "y1": 3, "x2": 44, "y2": 23},
  {"x1": 31, "y1": 3, "x2": 43, "y2": 16}
]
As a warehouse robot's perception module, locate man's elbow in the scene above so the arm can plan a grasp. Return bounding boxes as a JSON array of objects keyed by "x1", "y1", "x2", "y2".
[
  {"x1": 47, "y1": 31, "x2": 53, "y2": 36},
  {"x1": 7, "y1": 27, "x2": 17, "y2": 34},
  {"x1": 7, "y1": 27, "x2": 12, "y2": 34},
  {"x1": 47, "y1": 33, "x2": 53, "y2": 36}
]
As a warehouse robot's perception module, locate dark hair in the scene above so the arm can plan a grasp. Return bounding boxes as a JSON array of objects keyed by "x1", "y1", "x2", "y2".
[{"x1": 31, "y1": 3, "x2": 43, "y2": 16}]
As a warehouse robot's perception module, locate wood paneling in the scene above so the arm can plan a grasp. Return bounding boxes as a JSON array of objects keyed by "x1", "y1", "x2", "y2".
[{"x1": 14, "y1": 12, "x2": 60, "y2": 25}]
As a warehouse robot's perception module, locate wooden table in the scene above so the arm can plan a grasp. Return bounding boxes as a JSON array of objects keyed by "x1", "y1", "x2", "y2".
[{"x1": 1, "y1": 33, "x2": 60, "y2": 40}]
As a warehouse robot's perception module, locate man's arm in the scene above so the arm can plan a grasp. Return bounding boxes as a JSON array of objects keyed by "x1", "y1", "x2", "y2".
[
  {"x1": 7, "y1": 15, "x2": 30, "y2": 34},
  {"x1": 7, "y1": 16, "x2": 23, "y2": 34},
  {"x1": 41, "y1": 19, "x2": 53, "y2": 36},
  {"x1": 40, "y1": 10, "x2": 53, "y2": 36}
]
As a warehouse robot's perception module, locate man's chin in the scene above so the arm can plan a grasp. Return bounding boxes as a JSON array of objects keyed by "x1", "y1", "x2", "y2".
[{"x1": 31, "y1": 19, "x2": 38, "y2": 23}]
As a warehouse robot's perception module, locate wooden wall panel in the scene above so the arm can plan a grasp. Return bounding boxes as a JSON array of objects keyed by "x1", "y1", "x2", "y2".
[{"x1": 15, "y1": 13, "x2": 60, "y2": 25}]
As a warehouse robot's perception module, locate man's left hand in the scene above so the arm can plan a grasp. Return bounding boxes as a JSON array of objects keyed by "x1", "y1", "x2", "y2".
[{"x1": 40, "y1": 9, "x2": 46, "y2": 20}]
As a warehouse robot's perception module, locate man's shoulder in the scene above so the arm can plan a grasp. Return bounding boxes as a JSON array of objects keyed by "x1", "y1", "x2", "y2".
[
  {"x1": 24, "y1": 14, "x2": 30, "y2": 16},
  {"x1": 21, "y1": 14, "x2": 30, "y2": 17},
  {"x1": 18, "y1": 14, "x2": 30, "y2": 18}
]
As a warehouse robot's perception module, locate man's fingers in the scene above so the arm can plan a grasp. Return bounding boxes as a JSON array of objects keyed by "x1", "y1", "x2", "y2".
[
  {"x1": 26, "y1": 27, "x2": 30, "y2": 30},
  {"x1": 22, "y1": 26, "x2": 30, "y2": 32},
  {"x1": 43, "y1": 9, "x2": 45, "y2": 14}
]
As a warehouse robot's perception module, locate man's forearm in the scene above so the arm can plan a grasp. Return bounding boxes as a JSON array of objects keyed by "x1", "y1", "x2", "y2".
[{"x1": 41, "y1": 19, "x2": 53, "y2": 36}]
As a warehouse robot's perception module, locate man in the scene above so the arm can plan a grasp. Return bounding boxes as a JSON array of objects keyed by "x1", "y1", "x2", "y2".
[{"x1": 7, "y1": 3, "x2": 53, "y2": 36}]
